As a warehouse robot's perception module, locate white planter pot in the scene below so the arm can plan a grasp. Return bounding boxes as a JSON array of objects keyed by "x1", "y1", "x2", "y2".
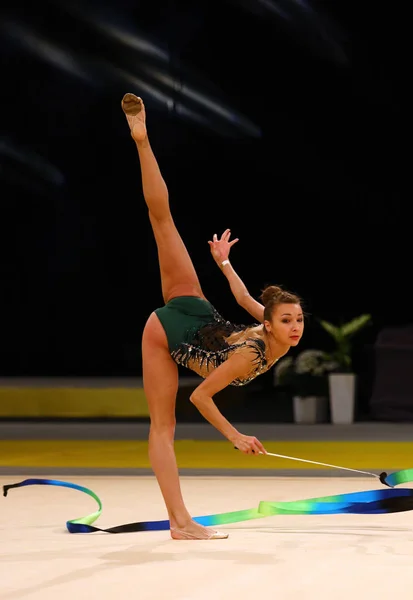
[
  {"x1": 328, "y1": 373, "x2": 356, "y2": 424},
  {"x1": 293, "y1": 396, "x2": 328, "y2": 424}
]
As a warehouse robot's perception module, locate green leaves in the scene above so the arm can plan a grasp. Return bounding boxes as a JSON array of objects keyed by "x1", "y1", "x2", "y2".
[
  {"x1": 318, "y1": 319, "x2": 341, "y2": 341},
  {"x1": 318, "y1": 314, "x2": 371, "y2": 372},
  {"x1": 319, "y1": 314, "x2": 371, "y2": 341},
  {"x1": 341, "y1": 314, "x2": 372, "y2": 337}
]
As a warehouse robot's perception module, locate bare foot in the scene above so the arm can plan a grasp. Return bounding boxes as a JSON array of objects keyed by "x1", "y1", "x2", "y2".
[
  {"x1": 170, "y1": 520, "x2": 228, "y2": 540},
  {"x1": 121, "y1": 93, "x2": 147, "y2": 142}
]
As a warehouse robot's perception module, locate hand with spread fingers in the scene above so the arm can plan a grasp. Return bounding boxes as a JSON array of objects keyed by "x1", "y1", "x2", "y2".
[{"x1": 208, "y1": 228, "x2": 239, "y2": 267}]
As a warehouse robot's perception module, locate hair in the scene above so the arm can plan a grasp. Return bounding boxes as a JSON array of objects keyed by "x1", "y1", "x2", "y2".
[{"x1": 259, "y1": 285, "x2": 303, "y2": 322}]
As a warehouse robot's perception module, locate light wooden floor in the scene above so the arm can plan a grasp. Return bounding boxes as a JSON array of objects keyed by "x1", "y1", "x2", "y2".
[{"x1": 2, "y1": 474, "x2": 413, "y2": 600}]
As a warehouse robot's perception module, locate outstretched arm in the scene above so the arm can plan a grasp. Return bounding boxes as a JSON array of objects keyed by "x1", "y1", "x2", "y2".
[
  {"x1": 208, "y1": 229, "x2": 264, "y2": 323},
  {"x1": 190, "y1": 349, "x2": 267, "y2": 455}
]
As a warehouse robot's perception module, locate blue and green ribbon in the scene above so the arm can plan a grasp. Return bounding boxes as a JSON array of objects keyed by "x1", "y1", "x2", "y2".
[{"x1": 3, "y1": 469, "x2": 413, "y2": 534}]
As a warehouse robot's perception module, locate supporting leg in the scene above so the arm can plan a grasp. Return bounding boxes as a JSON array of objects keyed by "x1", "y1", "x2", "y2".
[{"x1": 142, "y1": 313, "x2": 228, "y2": 540}]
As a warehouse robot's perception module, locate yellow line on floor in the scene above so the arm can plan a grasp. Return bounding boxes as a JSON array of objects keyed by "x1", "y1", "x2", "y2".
[{"x1": 1, "y1": 440, "x2": 412, "y2": 470}]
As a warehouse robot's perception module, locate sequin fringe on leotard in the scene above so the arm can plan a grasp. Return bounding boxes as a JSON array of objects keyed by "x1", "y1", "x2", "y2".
[{"x1": 170, "y1": 306, "x2": 273, "y2": 386}]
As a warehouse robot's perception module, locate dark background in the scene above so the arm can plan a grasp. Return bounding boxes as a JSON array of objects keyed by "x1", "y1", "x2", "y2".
[{"x1": 1, "y1": 0, "x2": 408, "y2": 383}]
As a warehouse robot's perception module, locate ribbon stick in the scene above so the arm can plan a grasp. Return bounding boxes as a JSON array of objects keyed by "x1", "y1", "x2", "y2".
[
  {"x1": 262, "y1": 451, "x2": 389, "y2": 481},
  {"x1": 236, "y1": 447, "x2": 389, "y2": 482},
  {"x1": 3, "y1": 469, "x2": 413, "y2": 534}
]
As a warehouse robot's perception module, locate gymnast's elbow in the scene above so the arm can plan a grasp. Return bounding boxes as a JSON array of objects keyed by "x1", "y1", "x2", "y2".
[{"x1": 189, "y1": 390, "x2": 209, "y2": 408}]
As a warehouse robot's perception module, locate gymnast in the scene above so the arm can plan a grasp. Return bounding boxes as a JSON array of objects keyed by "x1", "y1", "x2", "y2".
[{"x1": 121, "y1": 93, "x2": 304, "y2": 540}]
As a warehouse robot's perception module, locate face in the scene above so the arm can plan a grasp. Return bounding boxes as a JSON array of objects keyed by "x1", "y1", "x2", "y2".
[{"x1": 265, "y1": 303, "x2": 304, "y2": 346}]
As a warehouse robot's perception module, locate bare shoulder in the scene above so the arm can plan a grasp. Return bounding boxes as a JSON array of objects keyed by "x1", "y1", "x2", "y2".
[{"x1": 226, "y1": 324, "x2": 264, "y2": 345}]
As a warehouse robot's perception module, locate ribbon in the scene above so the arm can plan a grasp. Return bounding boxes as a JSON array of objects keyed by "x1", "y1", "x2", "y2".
[{"x1": 3, "y1": 469, "x2": 413, "y2": 534}]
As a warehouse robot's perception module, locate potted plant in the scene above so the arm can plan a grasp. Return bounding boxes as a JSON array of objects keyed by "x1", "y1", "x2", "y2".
[
  {"x1": 318, "y1": 314, "x2": 371, "y2": 424},
  {"x1": 274, "y1": 349, "x2": 338, "y2": 424}
]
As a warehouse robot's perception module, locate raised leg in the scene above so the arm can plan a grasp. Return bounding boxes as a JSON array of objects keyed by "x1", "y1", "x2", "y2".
[
  {"x1": 122, "y1": 93, "x2": 206, "y2": 303},
  {"x1": 142, "y1": 313, "x2": 228, "y2": 540}
]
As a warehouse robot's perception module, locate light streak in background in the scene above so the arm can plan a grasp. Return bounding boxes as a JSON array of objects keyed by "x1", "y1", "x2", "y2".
[
  {"x1": 139, "y1": 66, "x2": 261, "y2": 137},
  {"x1": 112, "y1": 68, "x2": 259, "y2": 138},
  {"x1": 59, "y1": 1, "x2": 170, "y2": 63},
  {"x1": 227, "y1": 0, "x2": 349, "y2": 65},
  {"x1": 254, "y1": 0, "x2": 292, "y2": 20},
  {"x1": 0, "y1": 20, "x2": 94, "y2": 84},
  {"x1": 0, "y1": 138, "x2": 65, "y2": 191},
  {"x1": 21, "y1": 0, "x2": 262, "y2": 138},
  {"x1": 0, "y1": 0, "x2": 348, "y2": 148},
  {"x1": 0, "y1": 11, "x2": 261, "y2": 139}
]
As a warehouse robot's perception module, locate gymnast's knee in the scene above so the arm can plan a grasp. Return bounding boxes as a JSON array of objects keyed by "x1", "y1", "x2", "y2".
[{"x1": 149, "y1": 419, "x2": 176, "y2": 440}]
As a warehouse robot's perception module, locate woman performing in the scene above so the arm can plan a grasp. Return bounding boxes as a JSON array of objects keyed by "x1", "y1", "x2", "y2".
[{"x1": 121, "y1": 93, "x2": 304, "y2": 540}]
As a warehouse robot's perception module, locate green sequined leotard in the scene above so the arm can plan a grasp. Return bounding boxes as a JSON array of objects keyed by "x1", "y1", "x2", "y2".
[{"x1": 154, "y1": 296, "x2": 275, "y2": 386}]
